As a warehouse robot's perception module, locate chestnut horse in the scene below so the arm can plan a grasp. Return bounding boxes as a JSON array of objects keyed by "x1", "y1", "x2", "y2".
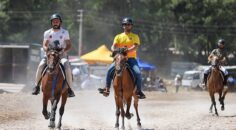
[
  {"x1": 41, "y1": 49, "x2": 68, "y2": 129},
  {"x1": 207, "y1": 55, "x2": 228, "y2": 116},
  {"x1": 113, "y1": 48, "x2": 141, "y2": 129}
]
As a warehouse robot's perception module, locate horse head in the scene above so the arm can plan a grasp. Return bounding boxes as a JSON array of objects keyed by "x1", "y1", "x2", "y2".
[
  {"x1": 209, "y1": 55, "x2": 220, "y2": 69},
  {"x1": 114, "y1": 48, "x2": 128, "y2": 76},
  {"x1": 46, "y1": 48, "x2": 61, "y2": 74}
]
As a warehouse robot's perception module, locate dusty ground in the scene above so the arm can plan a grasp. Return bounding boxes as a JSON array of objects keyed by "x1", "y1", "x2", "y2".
[{"x1": 1, "y1": 86, "x2": 236, "y2": 130}]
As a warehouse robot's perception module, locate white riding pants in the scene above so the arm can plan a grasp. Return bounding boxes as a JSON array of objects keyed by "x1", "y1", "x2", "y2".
[
  {"x1": 204, "y1": 66, "x2": 228, "y2": 75},
  {"x1": 34, "y1": 55, "x2": 72, "y2": 88}
]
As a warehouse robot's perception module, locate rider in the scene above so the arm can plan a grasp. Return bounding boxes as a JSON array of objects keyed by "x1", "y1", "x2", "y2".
[
  {"x1": 203, "y1": 39, "x2": 228, "y2": 86},
  {"x1": 98, "y1": 17, "x2": 146, "y2": 99},
  {"x1": 32, "y1": 13, "x2": 75, "y2": 97}
]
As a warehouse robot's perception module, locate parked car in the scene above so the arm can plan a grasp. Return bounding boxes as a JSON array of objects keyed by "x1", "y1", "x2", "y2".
[{"x1": 182, "y1": 70, "x2": 203, "y2": 90}]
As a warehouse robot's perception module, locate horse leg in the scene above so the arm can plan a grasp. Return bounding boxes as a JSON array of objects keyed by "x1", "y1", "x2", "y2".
[
  {"x1": 42, "y1": 95, "x2": 50, "y2": 120},
  {"x1": 218, "y1": 90, "x2": 223, "y2": 110},
  {"x1": 121, "y1": 104, "x2": 125, "y2": 129},
  {"x1": 48, "y1": 98, "x2": 60, "y2": 128},
  {"x1": 220, "y1": 87, "x2": 228, "y2": 111},
  {"x1": 133, "y1": 96, "x2": 141, "y2": 127},
  {"x1": 209, "y1": 103, "x2": 213, "y2": 113},
  {"x1": 56, "y1": 92, "x2": 67, "y2": 130},
  {"x1": 209, "y1": 92, "x2": 214, "y2": 113},
  {"x1": 115, "y1": 106, "x2": 120, "y2": 128},
  {"x1": 210, "y1": 93, "x2": 218, "y2": 116},
  {"x1": 125, "y1": 97, "x2": 133, "y2": 119}
]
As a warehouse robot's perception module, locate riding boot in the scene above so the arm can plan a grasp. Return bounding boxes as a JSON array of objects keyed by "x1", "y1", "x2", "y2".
[
  {"x1": 98, "y1": 86, "x2": 110, "y2": 97},
  {"x1": 67, "y1": 87, "x2": 75, "y2": 97},
  {"x1": 136, "y1": 83, "x2": 146, "y2": 99},
  {"x1": 203, "y1": 73, "x2": 208, "y2": 85},
  {"x1": 32, "y1": 85, "x2": 40, "y2": 95},
  {"x1": 136, "y1": 91, "x2": 146, "y2": 99},
  {"x1": 223, "y1": 75, "x2": 228, "y2": 85},
  {"x1": 98, "y1": 86, "x2": 110, "y2": 94}
]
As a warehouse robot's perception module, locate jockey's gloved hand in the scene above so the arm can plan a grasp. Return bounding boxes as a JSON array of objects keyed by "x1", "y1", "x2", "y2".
[
  {"x1": 119, "y1": 48, "x2": 128, "y2": 55},
  {"x1": 59, "y1": 49, "x2": 64, "y2": 55},
  {"x1": 123, "y1": 47, "x2": 128, "y2": 52}
]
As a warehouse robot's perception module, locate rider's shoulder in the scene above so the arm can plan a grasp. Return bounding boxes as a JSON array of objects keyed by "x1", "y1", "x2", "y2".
[
  {"x1": 211, "y1": 48, "x2": 218, "y2": 53},
  {"x1": 44, "y1": 29, "x2": 52, "y2": 35},
  {"x1": 60, "y1": 28, "x2": 69, "y2": 33},
  {"x1": 114, "y1": 33, "x2": 124, "y2": 38},
  {"x1": 213, "y1": 48, "x2": 218, "y2": 51}
]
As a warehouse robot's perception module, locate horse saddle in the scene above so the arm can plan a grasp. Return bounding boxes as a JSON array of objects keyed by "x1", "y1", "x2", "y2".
[
  {"x1": 112, "y1": 63, "x2": 136, "y2": 83},
  {"x1": 208, "y1": 67, "x2": 224, "y2": 81},
  {"x1": 41, "y1": 63, "x2": 66, "y2": 80}
]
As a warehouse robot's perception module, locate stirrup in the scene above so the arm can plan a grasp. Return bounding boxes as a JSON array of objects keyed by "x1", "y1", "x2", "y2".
[
  {"x1": 67, "y1": 88, "x2": 75, "y2": 97},
  {"x1": 98, "y1": 88, "x2": 110, "y2": 94},
  {"x1": 136, "y1": 91, "x2": 146, "y2": 99},
  {"x1": 32, "y1": 86, "x2": 40, "y2": 95}
]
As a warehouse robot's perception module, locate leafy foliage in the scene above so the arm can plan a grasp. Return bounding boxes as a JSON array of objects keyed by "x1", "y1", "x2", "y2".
[{"x1": 1, "y1": 0, "x2": 236, "y2": 68}]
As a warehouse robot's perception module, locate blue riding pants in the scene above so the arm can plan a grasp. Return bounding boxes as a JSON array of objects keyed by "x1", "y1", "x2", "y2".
[{"x1": 105, "y1": 58, "x2": 142, "y2": 91}]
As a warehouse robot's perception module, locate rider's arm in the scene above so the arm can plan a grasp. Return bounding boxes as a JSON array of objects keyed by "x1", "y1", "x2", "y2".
[
  {"x1": 43, "y1": 31, "x2": 49, "y2": 52},
  {"x1": 43, "y1": 40, "x2": 49, "y2": 52},
  {"x1": 221, "y1": 51, "x2": 228, "y2": 65},
  {"x1": 111, "y1": 34, "x2": 119, "y2": 52},
  {"x1": 111, "y1": 44, "x2": 116, "y2": 52},
  {"x1": 64, "y1": 39, "x2": 72, "y2": 53},
  {"x1": 220, "y1": 56, "x2": 228, "y2": 65},
  {"x1": 127, "y1": 34, "x2": 140, "y2": 52},
  {"x1": 208, "y1": 49, "x2": 216, "y2": 62},
  {"x1": 208, "y1": 54, "x2": 213, "y2": 62},
  {"x1": 64, "y1": 31, "x2": 72, "y2": 53},
  {"x1": 127, "y1": 43, "x2": 138, "y2": 52}
]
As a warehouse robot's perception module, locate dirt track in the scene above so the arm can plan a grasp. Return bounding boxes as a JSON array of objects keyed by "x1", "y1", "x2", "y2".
[{"x1": 1, "y1": 86, "x2": 236, "y2": 130}]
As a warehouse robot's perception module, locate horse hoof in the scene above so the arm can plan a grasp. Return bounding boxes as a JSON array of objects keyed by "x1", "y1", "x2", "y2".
[
  {"x1": 125, "y1": 113, "x2": 134, "y2": 120},
  {"x1": 56, "y1": 123, "x2": 62, "y2": 130},
  {"x1": 137, "y1": 122, "x2": 142, "y2": 128},
  {"x1": 209, "y1": 110, "x2": 212, "y2": 113},
  {"x1": 221, "y1": 106, "x2": 225, "y2": 111},
  {"x1": 115, "y1": 123, "x2": 119, "y2": 128},
  {"x1": 48, "y1": 121, "x2": 55, "y2": 128},
  {"x1": 43, "y1": 112, "x2": 50, "y2": 120}
]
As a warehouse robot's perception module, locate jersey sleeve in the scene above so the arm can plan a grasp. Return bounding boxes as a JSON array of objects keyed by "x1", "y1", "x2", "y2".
[
  {"x1": 134, "y1": 34, "x2": 140, "y2": 45},
  {"x1": 210, "y1": 49, "x2": 216, "y2": 55},
  {"x1": 64, "y1": 30, "x2": 70, "y2": 40},
  {"x1": 43, "y1": 31, "x2": 49, "y2": 41},
  {"x1": 113, "y1": 35, "x2": 119, "y2": 46}
]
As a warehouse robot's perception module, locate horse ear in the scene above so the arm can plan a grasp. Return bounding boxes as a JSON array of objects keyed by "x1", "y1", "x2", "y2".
[{"x1": 111, "y1": 51, "x2": 117, "y2": 57}]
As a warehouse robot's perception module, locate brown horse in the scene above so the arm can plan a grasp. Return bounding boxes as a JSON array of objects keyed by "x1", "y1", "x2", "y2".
[
  {"x1": 113, "y1": 48, "x2": 141, "y2": 129},
  {"x1": 207, "y1": 55, "x2": 228, "y2": 116},
  {"x1": 41, "y1": 49, "x2": 68, "y2": 129}
]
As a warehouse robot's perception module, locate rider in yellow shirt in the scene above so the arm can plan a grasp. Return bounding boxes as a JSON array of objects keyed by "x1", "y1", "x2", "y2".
[{"x1": 98, "y1": 17, "x2": 146, "y2": 99}]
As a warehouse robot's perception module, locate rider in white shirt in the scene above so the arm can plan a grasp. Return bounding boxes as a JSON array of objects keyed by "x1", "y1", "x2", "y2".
[{"x1": 32, "y1": 13, "x2": 75, "y2": 97}]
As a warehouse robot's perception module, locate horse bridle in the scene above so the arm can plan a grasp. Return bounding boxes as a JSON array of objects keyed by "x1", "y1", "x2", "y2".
[
  {"x1": 114, "y1": 53, "x2": 128, "y2": 76},
  {"x1": 114, "y1": 47, "x2": 128, "y2": 76},
  {"x1": 46, "y1": 49, "x2": 61, "y2": 74},
  {"x1": 210, "y1": 56, "x2": 221, "y2": 69}
]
